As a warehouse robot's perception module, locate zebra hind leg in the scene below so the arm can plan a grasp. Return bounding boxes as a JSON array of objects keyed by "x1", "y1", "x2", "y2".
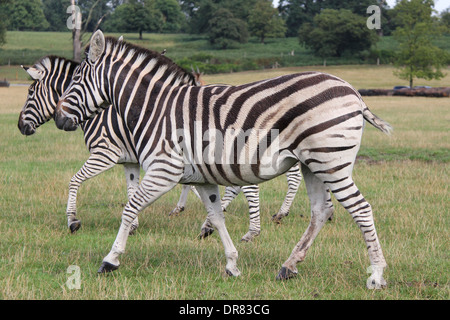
[
  {"x1": 240, "y1": 185, "x2": 261, "y2": 242},
  {"x1": 272, "y1": 163, "x2": 302, "y2": 224},
  {"x1": 330, "y1": 177, "x2": 387, "y2": 289},
  {"x1": 123, "y1": 163, "x2": 141, "y2": 235},
  {"x1": 277, "y1": 164, "x2": 334, "y2": 280}
]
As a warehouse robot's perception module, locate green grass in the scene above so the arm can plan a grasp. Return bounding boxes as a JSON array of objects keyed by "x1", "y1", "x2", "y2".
[{"x1": 0, "y1": 66, "x2": 449, "y2": 300}]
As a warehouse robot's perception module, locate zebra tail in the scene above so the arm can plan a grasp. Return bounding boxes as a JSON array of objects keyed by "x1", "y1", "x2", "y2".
[{"x1": 362, "y1": 106, "x2": 393, "y2": 135}]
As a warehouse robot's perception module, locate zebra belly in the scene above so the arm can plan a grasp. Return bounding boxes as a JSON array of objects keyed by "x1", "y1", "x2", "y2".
[{"x1": 179, "y1": 157, "x2": 297, "y2": 186}]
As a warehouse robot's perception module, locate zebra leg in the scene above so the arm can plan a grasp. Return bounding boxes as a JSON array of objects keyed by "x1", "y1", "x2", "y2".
[
  {"x1": 199, "y1": 186, "x2": 242, "y2": 239},
  {"x1": 240, "y1": 185, "x2": 261, "y2": 242},
  {"x1": 66, "y1": 152, "x2": 119, "y2": 233},
  {"x1": 98, "y1": 169, "x2": 182, "y2": 273},
  {"x1": 272, "y1": 163, "x2": 302, "y2": 223},
  {"x1": 195, "y1": 184, "x2": 240, "y2": 277},
  {"x1": 221, "y1": 186, "x2": 242, "y2": 212},
  {"x1": 331, "y1": 179, "x2": 387, "y2": 289},
  {"x1": 277, "y1": 164, "x2": 334, "y2": 280},
  {"x1": 123, "y1": 163, "x2": 141, "y2": 234},
  {"x1": 169, "y1": 185, "x2": 190, "y2": 216}
]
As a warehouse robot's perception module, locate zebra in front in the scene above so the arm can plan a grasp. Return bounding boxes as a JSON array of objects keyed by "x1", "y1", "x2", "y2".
[
  {"x1": 18, "y1": 54, "x2": 300, "y2": 241},
  {"x1": 54, "y1": 31, "x2": 392, "y2": 288}
]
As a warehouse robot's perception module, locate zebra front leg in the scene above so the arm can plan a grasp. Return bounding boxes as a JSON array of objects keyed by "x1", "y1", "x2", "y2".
[
  {"x1": 272, "y1": 163, "x2": 302, "y2": 223},
  {"x1": 240, "y1": 185, "x2": 261, "y2": 242},
  {"x1": 66, "y1": 152, "x2": 119, "y2": 233},
  {"x1": 196, "y1": 184, "x2": 240, "y2": 277},
  {"x1": 98, "y1": 169, "x2": 182, "y2": 273},
  {"x1": 277, "y1": 164, "x2": 334, "y2": 280},
  {"x1": 169, "y1": 185, "x2": 190, "y2": 216},
  {"x1": 123, "y1": 163, "x2": 141, "y2": 234},
  {"x1": 199, "y1": 186, "x2": 241, "y2": 239}
]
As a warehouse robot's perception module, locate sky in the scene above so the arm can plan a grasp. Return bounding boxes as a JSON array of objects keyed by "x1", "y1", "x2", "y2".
[{"x1": 272, "y1": 0, "x2": 450, "y2": 13}]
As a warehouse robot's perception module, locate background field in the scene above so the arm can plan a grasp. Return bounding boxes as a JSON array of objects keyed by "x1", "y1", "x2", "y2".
[
  {"x1": 0, "y1": 60, "x2": 449, "y2": 299},
  {"x1": 1, "y1": 31, "x2": 449, "y2": 82}
]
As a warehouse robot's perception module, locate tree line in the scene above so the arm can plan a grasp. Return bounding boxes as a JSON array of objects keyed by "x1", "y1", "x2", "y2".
[{"x1": 0, "y1": 0, "x2": 449, "y2": 86}]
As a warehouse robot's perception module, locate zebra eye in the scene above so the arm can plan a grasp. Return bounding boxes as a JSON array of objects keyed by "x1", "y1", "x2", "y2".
[{"x1": 72, "y1": 75, "x2": 81, "y2": 82}]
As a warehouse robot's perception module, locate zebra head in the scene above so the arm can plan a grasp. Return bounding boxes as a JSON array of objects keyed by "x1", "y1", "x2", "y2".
[
  {"x1": 19, "y1": 57, "x2": 78, "y2": 135},
  {"x1": 55, "y1": 32, "x2": 107, "y2": 131},
  {"x1": 55, "y1": 30, "x2": 197, "y2": 132}
]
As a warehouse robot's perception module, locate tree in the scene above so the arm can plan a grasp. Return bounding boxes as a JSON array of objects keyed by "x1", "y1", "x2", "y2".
[
  {"x1": 248, "y1": 0, "x2": 286, "y2": 44},
  {"x1": 299, "y1": 9, "x2": 378, "y2": 61},
  {"x1": 4, "y1": 0, "x2": 49, "y2": 31},
  {"x1": 184, "y1": 0, "x2": 257, "y2": 34},
  {"x1": 392, "y1": 0, "x2": 448, "y2": 88},
  {"x1": 154, "y1": 0, "x2": 184, "y2": 33},
  {"x1": 0, "y1": 0, "x2": 10, "y2": 46},
  {"x1": 103, "y1": 0, "x2": 162, "y2": 38},
  {"x1": 441, "y1": 8, "x2": 450, "y2": 33},
  {"x1": 279, "y1": 0, "x2": 375, "y2": 37},
  {"x1": 68, "y1": 0, "x2": 112, "y2": 62},
  {"x1": 208, "y1": 8, "x2": 248, "y2": 49}
]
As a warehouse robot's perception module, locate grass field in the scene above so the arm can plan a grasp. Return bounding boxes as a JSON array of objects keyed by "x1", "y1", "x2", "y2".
[{"x1": 0, "y1": 65, "x2": 449, "y2": 300}]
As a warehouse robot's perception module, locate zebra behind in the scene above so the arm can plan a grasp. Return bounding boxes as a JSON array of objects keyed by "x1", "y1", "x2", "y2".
[
  {"x1": 18, "y1": 55, "x2": 300, "y2": 241},
  {"x1": 55, "y1": 31, "x2": 392, "y2": 288}
]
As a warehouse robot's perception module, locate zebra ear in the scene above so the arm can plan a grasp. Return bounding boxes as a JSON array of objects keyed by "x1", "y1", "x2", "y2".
[
  {"x1": 88, "y1": 30, "x2": 105, "y2": 62},
  {"x1": 25, "y1": 67, "x2": 44, "y2": 80}
]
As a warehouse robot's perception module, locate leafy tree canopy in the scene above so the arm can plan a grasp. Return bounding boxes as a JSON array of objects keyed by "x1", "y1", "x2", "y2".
[
  {"x1": 298, "y1": 8, "x2": 378, "y2": 58},
  {"x1": 392, "y1": 0, "x2": 448, "y2": 87}
]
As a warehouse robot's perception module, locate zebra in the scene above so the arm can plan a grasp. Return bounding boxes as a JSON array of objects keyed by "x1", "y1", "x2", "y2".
[
  {"x1": 17, "y1": 54, "x2": 299, "y2": 242},
  {"x1": 18, "y1": 55, "x2": 142, "y2": 234},
  {"x1": 54, "y1": 31, "x2": 392, "y2": 288},
  {"x1": 170, "y1": 70, "x2": 303, "y2": 241}
]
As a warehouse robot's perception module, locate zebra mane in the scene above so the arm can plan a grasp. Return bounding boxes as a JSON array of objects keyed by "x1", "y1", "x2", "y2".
[
  {"x1": 33, "y1": 55, "x2": 79, "y2": 75},
  {"x1": 86, "y1": 36, "x2": 197, "y2": 86}
]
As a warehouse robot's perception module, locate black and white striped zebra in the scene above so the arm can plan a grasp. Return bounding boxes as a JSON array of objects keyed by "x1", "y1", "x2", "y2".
[
  {"x1": 54, "y1": 31, "x2": 392, "y2": 288},
  {"x1": 18, "y1": 55, "x2": 142, "y2": 234},
  {"x1": 17, "y1": 54, "x2": 299, "y2": 242}
]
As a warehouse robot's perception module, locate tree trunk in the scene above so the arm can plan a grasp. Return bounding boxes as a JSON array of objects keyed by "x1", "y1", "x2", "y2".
[
  {"x1": 139, "y1": 29, "x2": 143, "y2": 40},
  {"x1": 71, "y1": 0, "x2": 82, "y2": 62}
]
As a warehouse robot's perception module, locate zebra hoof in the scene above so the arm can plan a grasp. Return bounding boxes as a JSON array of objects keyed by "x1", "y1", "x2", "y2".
[
  {"x1": 271, "y1": 214, "x2": 283, "y2": 224},
  {"x1": 240, "y1": 231, "x2": 260, "y2": 242},
  {"x1": 198, "y1": 227, "x2": 215, "y2": 239},
  {"x1": 129, "y1": 224, "x2": 139, "y2": 235},
  {"x1": 97, "y1": 261, "x2": 119, "y2": 273},
  {"x1": 276, "y1": 267, "x2": 297, "y2": 280},
  {"x1": 225, "y1": 267, "x2": 241, "y2": 277},
  {"x1": 169, "y1": 206, "x2": 184, "y2": 216},
  {"x1": 69, "y1": 220, "x2": 81, "y2": 233}
]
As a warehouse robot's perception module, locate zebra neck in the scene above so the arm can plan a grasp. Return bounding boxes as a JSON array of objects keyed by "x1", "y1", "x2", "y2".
[{"x1": 110, "y1": 79, "x2": 171, "y2": 134}]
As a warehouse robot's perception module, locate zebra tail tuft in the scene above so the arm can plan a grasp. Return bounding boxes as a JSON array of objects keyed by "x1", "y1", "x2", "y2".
[{"x1": 362, "y1": 107, "x2": 393, "y2": 136}]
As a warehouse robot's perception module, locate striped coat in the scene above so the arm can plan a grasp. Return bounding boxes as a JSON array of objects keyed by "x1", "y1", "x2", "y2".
[{"x1": 54, "y1": 31, "x2": 391, "y2": 288}]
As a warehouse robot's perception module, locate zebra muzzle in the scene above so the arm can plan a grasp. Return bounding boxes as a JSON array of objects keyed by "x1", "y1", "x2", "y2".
[
  {"x1": 55, "y1": 101, "x2": 78, "y2": 131},
  {"x1": 18, "y1": 111, "x2": 36, "y2": 136}
]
